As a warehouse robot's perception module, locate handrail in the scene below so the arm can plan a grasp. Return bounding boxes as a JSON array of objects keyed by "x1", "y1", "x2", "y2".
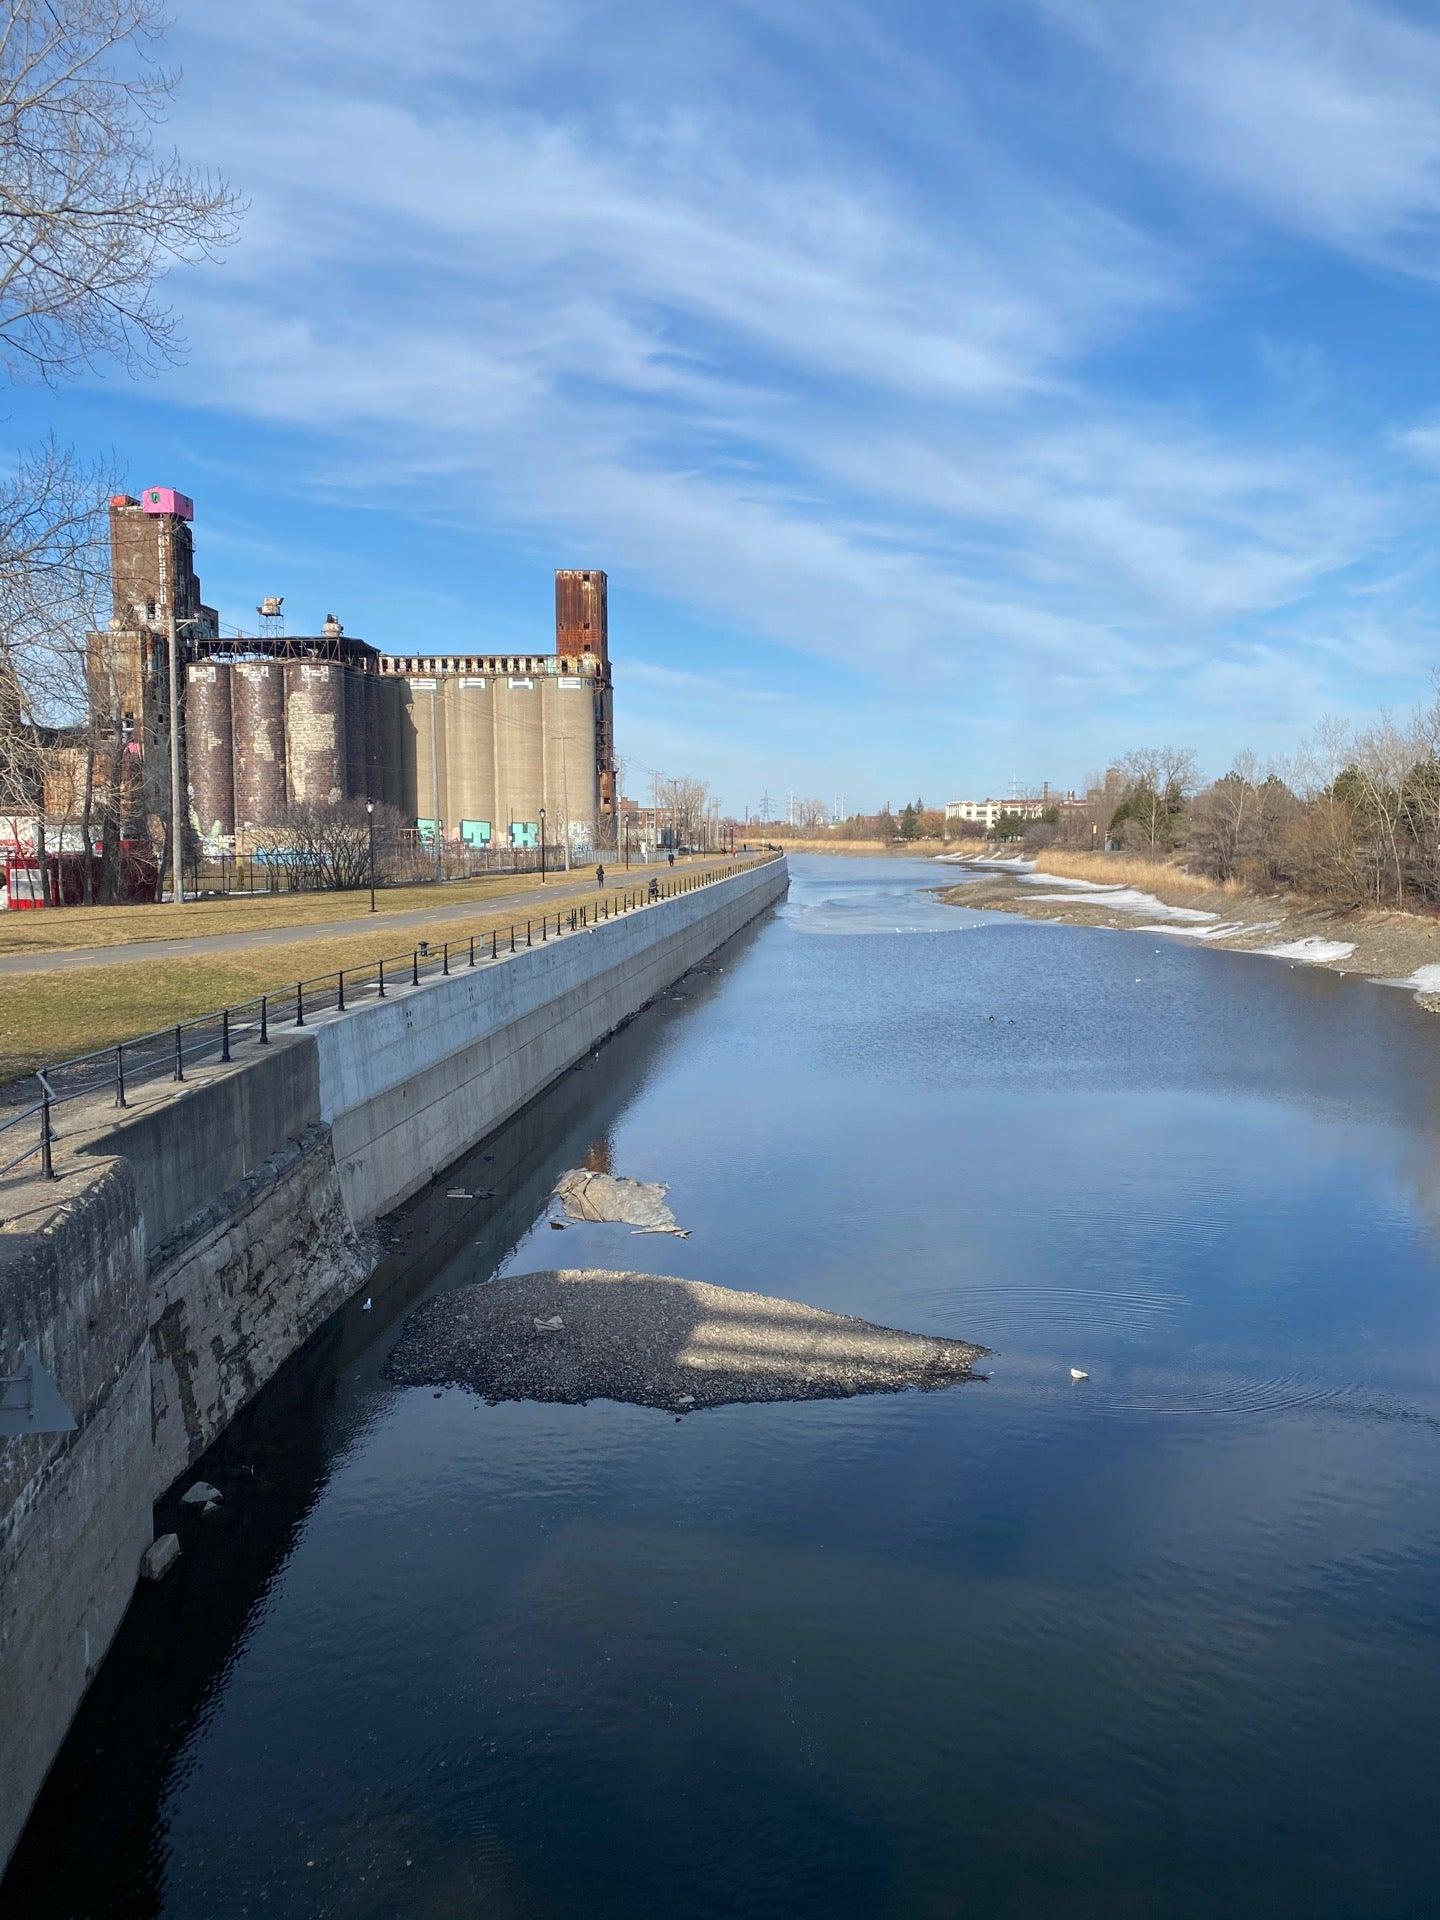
[{"x1": 0, "y1": 854, "x2": 779, "y2": 1206}]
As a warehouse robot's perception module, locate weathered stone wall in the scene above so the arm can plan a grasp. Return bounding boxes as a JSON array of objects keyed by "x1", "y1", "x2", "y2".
[
  {"x1": 149, "y1": 1123, "x2": 365, "y2": 1491},
  {"x1": 0, "y1": 1160, "x2": 151, "y2": 1876}
]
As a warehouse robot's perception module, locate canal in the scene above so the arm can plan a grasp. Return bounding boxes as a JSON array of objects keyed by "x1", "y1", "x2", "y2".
[{"x1": 10, "y1": 855, "x2": 1440, "y2": 1917}]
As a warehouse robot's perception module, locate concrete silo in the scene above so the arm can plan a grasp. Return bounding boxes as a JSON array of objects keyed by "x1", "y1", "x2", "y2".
[
  {"x1": 375, "y1": 674, "x2": 403, "y2": 813},
  {"x1": 186, "y1": 659, "x2": 236, "y2": 842},
  {"x1": 544, "y1": 672, "x2": 600, "y2": 851},
  {"x1": 493, "y1": 672, "x2": 543, "y2": 846},
  {"x1": 402, "y1": 676, "x2": 447, "y2": 830},
  {"x1": 443, "y1": 676, "x2": 495, "y2": 846},
  {"x1": 344, "y1": 668, "x2": 367, "y2": 801},
  {"x1": 231, "y1": 660, "x2": 287, "y2": 830},
  {"x1": 284, "y1": 661, "x2": 348, "y2": 807}
]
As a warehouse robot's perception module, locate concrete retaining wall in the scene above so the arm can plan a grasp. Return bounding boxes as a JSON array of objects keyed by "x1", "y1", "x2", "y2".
[{"x1": 316, "y1": 858, "x2": 790, "y2": 1224}]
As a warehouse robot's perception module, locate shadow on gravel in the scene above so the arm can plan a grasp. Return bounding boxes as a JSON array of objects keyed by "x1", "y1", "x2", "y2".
[{"x1": 384, "y1": 1267, "x2": 987, "y2": 1413}]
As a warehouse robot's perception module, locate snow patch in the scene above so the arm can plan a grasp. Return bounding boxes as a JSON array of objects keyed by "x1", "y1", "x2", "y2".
[
  {"x1": 1025, "y1": 886, "x2": 1217, "y2": 924},
  {"x1": 1377, "y1": 963, "x2": 1440, "y2": 994},
  {"x1": 1136, "y1": 920, "x2": 1282, "y2": 942},
  {"x1": 1250, "y1": 936, "x2": 1356, "y2": 965}
]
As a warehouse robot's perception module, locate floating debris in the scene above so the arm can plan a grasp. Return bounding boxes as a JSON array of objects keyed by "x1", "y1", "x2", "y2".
[
  {"x1": 551, "y1": 1169, "x2": 690, "y2": 1237},
  {"x1": 1070, "y1": 1368, "x2": 1090, "y2": 1382},
  {"x1": 385, "y1": 1270, "x2": 987, "y2": 1414}
]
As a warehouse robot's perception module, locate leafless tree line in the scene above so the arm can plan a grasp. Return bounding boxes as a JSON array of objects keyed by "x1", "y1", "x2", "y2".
[{"x1": 1020, "y1": 704, "x2": 1440, "y2": 911}]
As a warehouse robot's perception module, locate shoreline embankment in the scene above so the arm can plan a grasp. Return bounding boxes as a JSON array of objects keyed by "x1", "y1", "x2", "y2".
[
  {"x1": 0, "y1": 856, "x2": 789, "y2": 1875},
  {"x1": 935, "y1": 853, "x2": 1440, "y2": 1005}
]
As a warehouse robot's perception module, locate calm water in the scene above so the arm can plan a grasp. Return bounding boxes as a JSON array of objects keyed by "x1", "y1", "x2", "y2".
[{"x1": 12, "y1": 856, "x2": 1440, "y2": 1918}]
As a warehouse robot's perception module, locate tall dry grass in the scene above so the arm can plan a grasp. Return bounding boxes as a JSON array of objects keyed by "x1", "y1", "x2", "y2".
[{"x1": 987, "y1": 847, "x2": 1245, "y2": 900}]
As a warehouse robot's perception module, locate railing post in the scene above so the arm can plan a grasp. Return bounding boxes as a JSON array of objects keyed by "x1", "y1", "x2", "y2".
[
  {"x1": 115, "y1": 1043, "x2": 127, "y2": 1109},
  {"x1": 260, "y1": 995, "x2": 269, "y2": 1044},
  {"x1": 337, "y1": 970, "x2": 346, "y2": 1012},
  {"x1": 378, "y1": 957, "x2": 386, "y2": 998},
  {"x1": 40, "y1": 1091, "x2": 54, "y2": 1180},
  {"x1": 491, "y1": 929, "x2": 497, "y2": 960},
  {"x1": 526, "y1": 920, "x2": 532, "y2": 947},
  {"x1": 469, "y1": 935, "x2": 475, "y2": 967},
  {"x1": 295, "y1": 984, "x2": 305, "y2": 1027},
  {"x1": 173, "y1": 1025, "x2": 184, "y2": 1080},
  {"x1": 542, "y1": 914, "x2": 548, "y2": 940},
  {"x1": 443, "y1": 941, "x2": 450, "y2": 975},
  {"x1": 412, "y1": 949, "x2": 419, "y2": 987},
  {"x1": 221, "y1": 1008, "x2": 232, "y2": 1063}
]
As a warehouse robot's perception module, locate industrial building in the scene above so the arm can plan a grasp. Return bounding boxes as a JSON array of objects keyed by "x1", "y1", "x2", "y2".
[{"x1": 90, "y1": 490, "x2": 617, "y2": 855}]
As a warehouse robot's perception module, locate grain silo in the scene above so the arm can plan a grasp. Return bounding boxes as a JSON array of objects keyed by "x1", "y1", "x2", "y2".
[
  {"x1": 375, "y1": 673, "x2": 404, "y2": 812},
  {"x1": 284, "y1": 661, "x2": 347, "y2": 807},
  {"x1": 361, "y1": 673, "x2": 380, "y2": 804},
  {"x1": 186, "y1": 659, "x2": 236, "y2": 841},
  {"x1": 402, "y1": 675, "x2": 447, "y2": 827},
  {"x1": 545, "y1": 671, "x2": 600, "y2": 848},
  {"x1": 232, "y1": 660, "x2": 287, "y2": 829},
  {"x1": 343, "y1": 668, "x2": 367, "y2": 801},
  {"x1": 443, "y1": 676, "x2": 495, "y2": 845},
  {"x1": 494, "y1": 670, "x2": 543, "y2": 841}
]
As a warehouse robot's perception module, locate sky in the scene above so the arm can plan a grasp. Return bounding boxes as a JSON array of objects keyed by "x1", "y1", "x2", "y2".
[{"x1": 14, "y1": 0, "x2": 1440, "y2": 814}]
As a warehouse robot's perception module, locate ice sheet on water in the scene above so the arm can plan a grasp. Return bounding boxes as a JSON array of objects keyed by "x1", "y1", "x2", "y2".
[{"x1": 786, "y1": 888, "x2": 991, "y2": 935}]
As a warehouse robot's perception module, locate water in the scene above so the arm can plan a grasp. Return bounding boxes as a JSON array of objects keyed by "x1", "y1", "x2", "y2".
[{"x1": 12, "y1": 855, "x2": 1440, "y2": 1918}]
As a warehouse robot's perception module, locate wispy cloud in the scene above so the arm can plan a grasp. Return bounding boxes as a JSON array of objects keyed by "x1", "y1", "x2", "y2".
[{"x1": 96, "y1": 0, "x2": 1440, "y2": 795}]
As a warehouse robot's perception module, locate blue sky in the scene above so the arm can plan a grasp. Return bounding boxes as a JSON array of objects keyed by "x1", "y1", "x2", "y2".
[{"x1": 16, "y1": 0, "x2": 1440, "y2": 814}]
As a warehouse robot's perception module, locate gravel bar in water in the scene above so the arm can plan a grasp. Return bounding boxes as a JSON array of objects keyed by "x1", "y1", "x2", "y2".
[{"x1": 385, "y1": 1268, "x2": 987, "y2": 1413}]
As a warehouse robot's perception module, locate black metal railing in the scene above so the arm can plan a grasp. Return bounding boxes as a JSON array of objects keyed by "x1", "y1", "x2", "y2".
[{"x1": 0, "y1": 854, "x2": 778, "y2": 1211}]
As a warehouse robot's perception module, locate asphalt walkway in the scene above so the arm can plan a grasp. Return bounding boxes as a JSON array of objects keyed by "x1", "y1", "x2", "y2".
[{"x1": 0, "y1": 857, "x2": 728, "y2": 976}]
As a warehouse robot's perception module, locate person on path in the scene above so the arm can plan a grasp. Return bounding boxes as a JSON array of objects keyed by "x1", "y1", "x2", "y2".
[
  {"x1": 595, "y1": 864, "x2": 605, "y2": 888},
  {"x1": 668, "y1": 851, "x2": 675, "y2": 868}
]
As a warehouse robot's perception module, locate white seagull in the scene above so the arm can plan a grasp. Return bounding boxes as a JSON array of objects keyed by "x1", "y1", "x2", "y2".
[{"x1": 1070, "y1": 1367, "x2": 1089, "y2": 1381}]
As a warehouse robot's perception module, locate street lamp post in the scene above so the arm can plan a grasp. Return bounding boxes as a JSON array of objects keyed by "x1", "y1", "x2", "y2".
[
  {"x1": 367, "y1": 800, "x2": 376, "y2": 912},
  {"x1": 539, "y1": 806, "x2": 547, "y2": 883}
]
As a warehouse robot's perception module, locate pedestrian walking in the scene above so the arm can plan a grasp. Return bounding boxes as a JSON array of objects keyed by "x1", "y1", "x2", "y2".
[
  {"x1": 668, "y1": 851, "x2": 675, "y2": 868},
  {"x1": 595, "y1": 863, "x2": 605, "y2": 888}
]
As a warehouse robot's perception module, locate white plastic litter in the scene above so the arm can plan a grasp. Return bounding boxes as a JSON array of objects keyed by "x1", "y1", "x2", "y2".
[
  {"x1": 533, "y1": 1315, "x2": 565, "y2": 1333},
  {"x1": 552, "y1": 1169, "x2": 690, "y2": 1237}
]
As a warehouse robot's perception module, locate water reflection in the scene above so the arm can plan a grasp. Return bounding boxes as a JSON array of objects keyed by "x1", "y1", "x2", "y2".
[{"x1": 11, "y1": 857, "x2": 1440, "y2": 1920}]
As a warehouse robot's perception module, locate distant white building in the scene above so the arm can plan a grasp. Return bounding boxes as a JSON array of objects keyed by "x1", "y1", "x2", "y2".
[{"x1": 944, "y1": 796, "x2": 1050, "y2": 830}]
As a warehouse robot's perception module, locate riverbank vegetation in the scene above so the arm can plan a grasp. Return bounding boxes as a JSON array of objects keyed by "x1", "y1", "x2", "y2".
[{"x1": 966, "y1": 711, "x2": 1440, "y2": 915}]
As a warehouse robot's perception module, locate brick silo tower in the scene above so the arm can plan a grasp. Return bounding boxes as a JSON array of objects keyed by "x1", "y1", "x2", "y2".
[{"x1": 554, "y1": 568, "x2": 616, "y2": 846}]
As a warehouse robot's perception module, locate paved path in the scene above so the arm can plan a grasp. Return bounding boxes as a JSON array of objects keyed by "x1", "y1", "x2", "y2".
[{"x1": 0, "y1": 857, "x2": 732, "y2": 976}]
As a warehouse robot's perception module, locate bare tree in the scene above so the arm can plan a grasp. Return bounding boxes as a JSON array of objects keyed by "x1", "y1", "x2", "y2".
[
  {"x1": 657, "y1": 775, "x2": 710, "y2": 846},
  {"x1": 0, "y1": 0, "x2": 242, "y2": 381},
  {"x1": 0, "y1": 438, "x2": 119, "y2": 897},
  {"x1": 1114, "y1": 746, "x2": 1200, "y2": 854},
  {"x1": 1187, "y1": 752, "x2": 1298, "y2": 884},
  {"x1": 253, "y1": 802, "x2": 405, "y2": 894}
]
